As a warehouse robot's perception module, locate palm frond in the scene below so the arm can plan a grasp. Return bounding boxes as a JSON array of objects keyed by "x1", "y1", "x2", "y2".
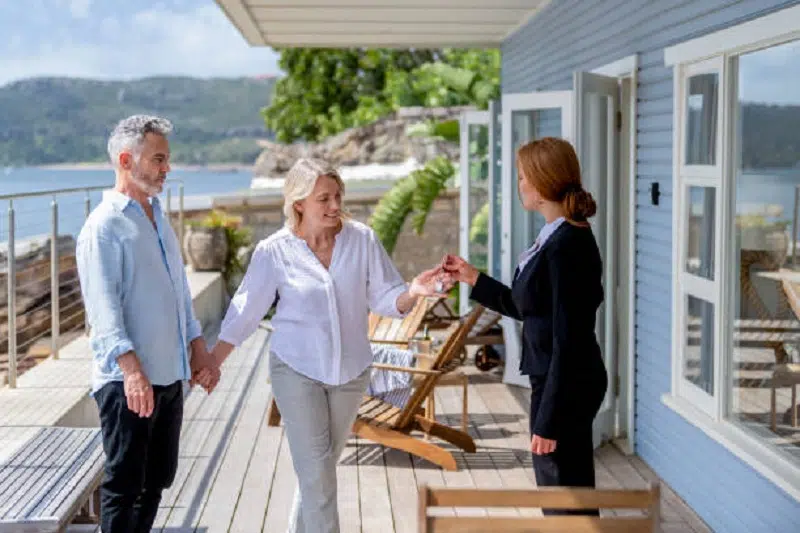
[
  {"x1": 368, "y1": 174, "x2": 417, "y2": 255},
  {"x1": 410, "y1": 157, "x2": 455, "y2": 235}
]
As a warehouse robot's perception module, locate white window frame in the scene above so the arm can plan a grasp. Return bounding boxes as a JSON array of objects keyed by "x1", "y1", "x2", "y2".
[
  {"x1": 673, "y1": 54, "x2": 726, "y2": 418},
  {"x1": 663, "y1": 4, "x2": 800, "y2": 502}
]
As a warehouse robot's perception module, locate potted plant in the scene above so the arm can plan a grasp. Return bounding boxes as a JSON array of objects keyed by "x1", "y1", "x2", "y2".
[{"x1": 184, "y1": 211, "x2": 252, "y2": 284}]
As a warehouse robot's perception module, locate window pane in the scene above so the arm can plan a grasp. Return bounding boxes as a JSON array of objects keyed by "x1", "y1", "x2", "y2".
[
  {"x1": 729, "y1": 40, "x2": 800, "y2": 466},
  {"x1": 467, "y1": 123, "x2": 489, "y2": 275},
  {"x1": 685, "y1": 295, "x2": 715, "y2": 395},
  {"x1": 509, "y1": 109, "x2": 558, "y2": 270},
  {"x1": 491, "y1": 110, "x2": 502, "y2": 279},
  {"x1": 685, "y1": 73, "x2": 719, "y2": 165},
  {"x1": 686, "y1": 186, "x2": 716, "y2": 280}
]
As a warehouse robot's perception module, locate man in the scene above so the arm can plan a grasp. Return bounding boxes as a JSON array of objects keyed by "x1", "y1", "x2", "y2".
[{"x1": 76, "y1": 114, "x2": 219, "y2": 533}]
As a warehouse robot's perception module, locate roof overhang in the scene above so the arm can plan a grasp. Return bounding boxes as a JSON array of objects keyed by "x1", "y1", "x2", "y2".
[{"x1": 214, "y1": 0, "x2": 550, "y2": 48}]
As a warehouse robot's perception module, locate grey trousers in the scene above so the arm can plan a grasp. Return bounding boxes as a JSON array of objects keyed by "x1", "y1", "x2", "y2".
[{"x1": 269, "y1": 353, "x2": 370, "y2": 533}]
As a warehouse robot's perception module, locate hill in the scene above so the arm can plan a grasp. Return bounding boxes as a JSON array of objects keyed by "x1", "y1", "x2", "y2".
[{"x1": 0, "y1": 76, "x2": 276, "y2": 166}]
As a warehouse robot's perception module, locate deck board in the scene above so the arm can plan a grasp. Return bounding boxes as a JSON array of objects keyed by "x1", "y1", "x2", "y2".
[{"x1": 145, "y1": 333, "x2": 708, "y2": 533}]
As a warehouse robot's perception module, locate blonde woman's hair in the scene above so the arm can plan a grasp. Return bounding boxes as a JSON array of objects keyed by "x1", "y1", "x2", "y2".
[{"x1": 282, "y1": 158, "x2": 349, "y2": 231}]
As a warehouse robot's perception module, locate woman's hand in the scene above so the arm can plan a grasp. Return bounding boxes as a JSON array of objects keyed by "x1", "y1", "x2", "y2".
[
  {"x1": 441, "y1": 254, "x2": 480, "y2": 287},
  {"x1": 531, "y1": 434, "x2": 557, "y2": 455},
  {"x1": 409, "y1": 266, "x2": 454, "y2": 298}
]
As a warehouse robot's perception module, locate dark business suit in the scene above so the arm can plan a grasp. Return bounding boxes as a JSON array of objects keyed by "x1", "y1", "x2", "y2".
[{"x1": 470, "y1": 221, "x2": 608, "y2": 515}]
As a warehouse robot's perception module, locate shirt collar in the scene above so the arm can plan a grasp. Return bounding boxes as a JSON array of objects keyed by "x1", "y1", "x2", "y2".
[
  {"x1": 103, "y1": 189, "x2": 161, "y2": 213},
  {"x1": 535, "y1": 216, "x2": 566, "y2": 244}
]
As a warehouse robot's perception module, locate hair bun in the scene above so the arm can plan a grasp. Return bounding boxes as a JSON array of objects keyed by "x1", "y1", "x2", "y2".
[{"x1": 564, "y1": 187, "x2": 597, "y2": 221}]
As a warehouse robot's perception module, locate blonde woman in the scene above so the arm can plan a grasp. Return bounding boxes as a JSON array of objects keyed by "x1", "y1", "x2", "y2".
[{"x1": 198, "y1": 158, "x2": 448, "y2": 533}]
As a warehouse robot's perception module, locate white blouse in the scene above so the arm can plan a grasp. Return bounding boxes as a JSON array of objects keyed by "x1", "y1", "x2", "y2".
[{"x1": 217, "y1": 219, "x2": 409, "y2": 385}]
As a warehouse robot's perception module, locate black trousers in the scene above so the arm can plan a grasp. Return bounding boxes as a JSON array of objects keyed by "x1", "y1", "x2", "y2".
[
  {"x1": 529, "y1": 375, "x2": 607, "y2": 516},
  {"x1": 94, "y1": 380, "x2": 183, "y2": 533}
]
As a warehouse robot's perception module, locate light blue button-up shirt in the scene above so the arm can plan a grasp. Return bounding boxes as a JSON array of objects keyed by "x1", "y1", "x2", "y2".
[{"x1": 76, "y1": 190, "x2": 202, "y2": 394}]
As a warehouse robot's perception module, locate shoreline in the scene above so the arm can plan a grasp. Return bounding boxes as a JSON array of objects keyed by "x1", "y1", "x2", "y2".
[{"x1": 31, "y1": 162, "x2": 254, "y2": 172}]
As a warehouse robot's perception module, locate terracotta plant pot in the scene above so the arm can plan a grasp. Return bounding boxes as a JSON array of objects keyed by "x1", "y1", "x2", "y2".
[{"x1": 183, "y1": 225, "x2": 228, "y2": 272}]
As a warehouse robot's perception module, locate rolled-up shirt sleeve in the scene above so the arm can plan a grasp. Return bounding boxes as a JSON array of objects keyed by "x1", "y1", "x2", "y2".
[
  {"x1": 366, "y1": 229, "x2": 408, "y2": 318},
  {"x1": 217, "y1": 242, "x2": 278, "y2": 346},
  {"x1": 76, "y1": 229, "x2": 134, "y2": 367}
]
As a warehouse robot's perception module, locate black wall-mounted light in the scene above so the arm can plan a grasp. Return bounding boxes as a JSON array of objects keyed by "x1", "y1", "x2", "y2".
[{"x1": 650, "y1": 182, "x2": 660, "y2": 206}]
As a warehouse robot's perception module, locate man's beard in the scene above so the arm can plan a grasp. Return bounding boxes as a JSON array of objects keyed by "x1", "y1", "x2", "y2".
[{"x1": 130, "y1": 169, "x2": 164, "y2": 197}]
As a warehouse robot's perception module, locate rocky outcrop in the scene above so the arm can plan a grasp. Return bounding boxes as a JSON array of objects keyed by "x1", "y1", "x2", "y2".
[{"x1": 253, "y1": 107, "x2": 467, "y2": 179}]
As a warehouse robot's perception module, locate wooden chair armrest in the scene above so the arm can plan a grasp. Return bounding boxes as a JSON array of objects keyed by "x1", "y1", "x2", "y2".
[
  {"x1": 370, "y1": 363, "x2": 442, "y2": 376},
  {"x1": 370, "y1": 339, "x2": 410, "y2": 346}
]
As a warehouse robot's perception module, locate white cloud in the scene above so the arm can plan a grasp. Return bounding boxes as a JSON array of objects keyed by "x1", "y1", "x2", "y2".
[
  {"x1": 0, "y1": 2, "x2": 281, "y2": 86},
  {"x1": 69, "y1": 0, "x2": 91, "y2": 19}
]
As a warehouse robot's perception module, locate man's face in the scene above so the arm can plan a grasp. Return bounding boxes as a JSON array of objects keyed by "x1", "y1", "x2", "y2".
[{"x1": 125, "y1": 133, "x2": 170, "y2": 197}]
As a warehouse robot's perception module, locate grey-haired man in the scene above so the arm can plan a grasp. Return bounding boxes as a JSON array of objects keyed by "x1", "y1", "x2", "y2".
[{"x1": 76, "y1": 115, "x2": 218, "y2": 532}]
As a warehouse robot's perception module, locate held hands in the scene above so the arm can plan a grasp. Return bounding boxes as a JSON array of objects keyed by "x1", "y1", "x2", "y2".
[
  {"x1": 190, "y1": 342, "x2": 221, "y2": 394},
  {"x1": 441, "y1": 254, "x2": 480, "y2": 287}
]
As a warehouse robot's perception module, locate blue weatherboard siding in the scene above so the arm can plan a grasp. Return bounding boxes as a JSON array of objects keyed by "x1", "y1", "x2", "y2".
[{"x1": 501, "y1": 0, "x2": 800, "y2": 531}]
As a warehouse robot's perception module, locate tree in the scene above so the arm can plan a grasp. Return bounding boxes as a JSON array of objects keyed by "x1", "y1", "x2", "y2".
[
  {"x1": 261, "y1": 47, "x2": 501, "y2": 260},
  {"x1": 368, "y1": 50, "x2": 500, "y2": 254},
  {"x1": 262, "y1": 49, "x2": 439, "y2": 143},
  {"x1": 262, "y1": 48, "x2": 501, "y2": 144}
]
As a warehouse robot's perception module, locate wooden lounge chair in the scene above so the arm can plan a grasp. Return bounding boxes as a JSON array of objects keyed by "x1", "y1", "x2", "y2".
[
  {"x1": 418, "y1": 483, "x2": 661, "y2": 532},
  {"x1": 354, "y1": 308, "x2": 481, "y2": 471},
  {"x1": 267, "y1": 308, "x2": 481, "y2": 470},
  {"x1": 369, "y1": 296, "x2": 440, "y2": 345}
]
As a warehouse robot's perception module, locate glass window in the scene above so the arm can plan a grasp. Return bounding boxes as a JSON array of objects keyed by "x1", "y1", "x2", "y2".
[
  {"x1": 685, "y1": 73, "x2": 719, "y2": 166},
  {"x1": 686, "y1": 295, "x2": 715, "y2": 395},
  {"x1": 686, "y1": 186, "x2": 716, "y2": 280},
  {"x1": 466, "y1": 123, "x2": 489, "y2": 274},
  {"x1": 491, "y1": 110, "x2": 502, "y2": 280},
  {"x1": 728, "y1": 39, "x2": 800, "y2": 466},
  {"x1": 509, "y1": 109, "x2": 558, "y2": 269}
]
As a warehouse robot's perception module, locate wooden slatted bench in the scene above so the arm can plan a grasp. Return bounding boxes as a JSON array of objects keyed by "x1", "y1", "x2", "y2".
[
  {"x1": 0, "y1": 427, "x2": 104, "y2": 533},
  {"x1": 418, "y1": 483, "x2": 661, "y2": 532}
]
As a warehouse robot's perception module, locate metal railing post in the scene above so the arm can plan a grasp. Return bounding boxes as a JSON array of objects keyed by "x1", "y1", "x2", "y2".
[
  {"x1": 178, "y1": 182, "x2": 185, "y2": 259},
  {"x1": 84, "y1": 192, "x2": 91, "y2": 335},
  {"x1": 7, "y1": 200, "x2": 16, "y2": 388},
  {"x1": 793, "y1": 186, "x2": 800, "y2": 267},
  {"x1": 51, "y1": 197, "x2": 60, "y2": 359}
]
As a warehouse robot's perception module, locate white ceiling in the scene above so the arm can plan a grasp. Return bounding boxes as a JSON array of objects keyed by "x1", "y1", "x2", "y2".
[{"x1": 215, "y1": 0, "x2": 550, "y2": 48}]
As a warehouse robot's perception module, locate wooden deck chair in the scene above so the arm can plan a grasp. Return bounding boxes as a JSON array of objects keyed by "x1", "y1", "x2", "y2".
[
  {"x1": 418, "y1": 483, "x2": 661, "y2": 532},
  {"x1": 422, "y1": 297, "x2": 458, "y2": 329},
  {"x1": 267, "y1": 308, "x2": 481, "y2": 470},
  {"x1": 354, "y1": 307, "x2": 482, "y2": 471},
  {"x1": 369, "y1": 296, "x2": 440, "y2": 345}
]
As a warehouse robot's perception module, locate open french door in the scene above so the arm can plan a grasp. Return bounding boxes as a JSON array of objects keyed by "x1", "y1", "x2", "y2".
[
  {"x1": 575, "y1": 71, "x2": 621, "y2": 447},
  {"x1": 500, "y1": 91, "x2": 574, "y2": 388},
  {"x1": 458, "y1": 110, "x2": 490, "y2": 316}
]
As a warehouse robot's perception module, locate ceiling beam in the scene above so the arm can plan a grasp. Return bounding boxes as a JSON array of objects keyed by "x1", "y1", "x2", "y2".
[
  {"x1": 247, "y1": 0, "x2": 542, "y2": 7},
  {"x1": 214, "y1": 0, "x2": 265, "y2": 45},
  {"x1": 249, "y1": 7, "x2": 531, "y2": 24},
  {"x1": 257, "y1": 22, "x2": 510, "y2": 35},
  {"x1": 260, "y1": 34, "x2": 502, "y2": 47}
]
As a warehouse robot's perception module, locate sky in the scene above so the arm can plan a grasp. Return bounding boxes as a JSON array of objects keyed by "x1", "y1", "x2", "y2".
[
  {"x1": 739, "y1": 39, "x2": 800, "y2": 105},
  {"x1": 0, "y1": 0, "x2": 282, "y2": 86}
]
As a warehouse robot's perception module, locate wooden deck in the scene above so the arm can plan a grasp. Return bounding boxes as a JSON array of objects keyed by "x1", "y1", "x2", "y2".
[{"x1": 67, "y1": 325, "x2": 709, "y2": 533}]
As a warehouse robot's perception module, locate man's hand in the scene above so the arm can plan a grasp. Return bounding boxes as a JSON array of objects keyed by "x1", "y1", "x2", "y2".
[
  {"x1": 117, "y1": 352, "x2": 154, "y2": 417},
  {"x1": 190, "y1": 340, "x2": 220, "y2": 394}
]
